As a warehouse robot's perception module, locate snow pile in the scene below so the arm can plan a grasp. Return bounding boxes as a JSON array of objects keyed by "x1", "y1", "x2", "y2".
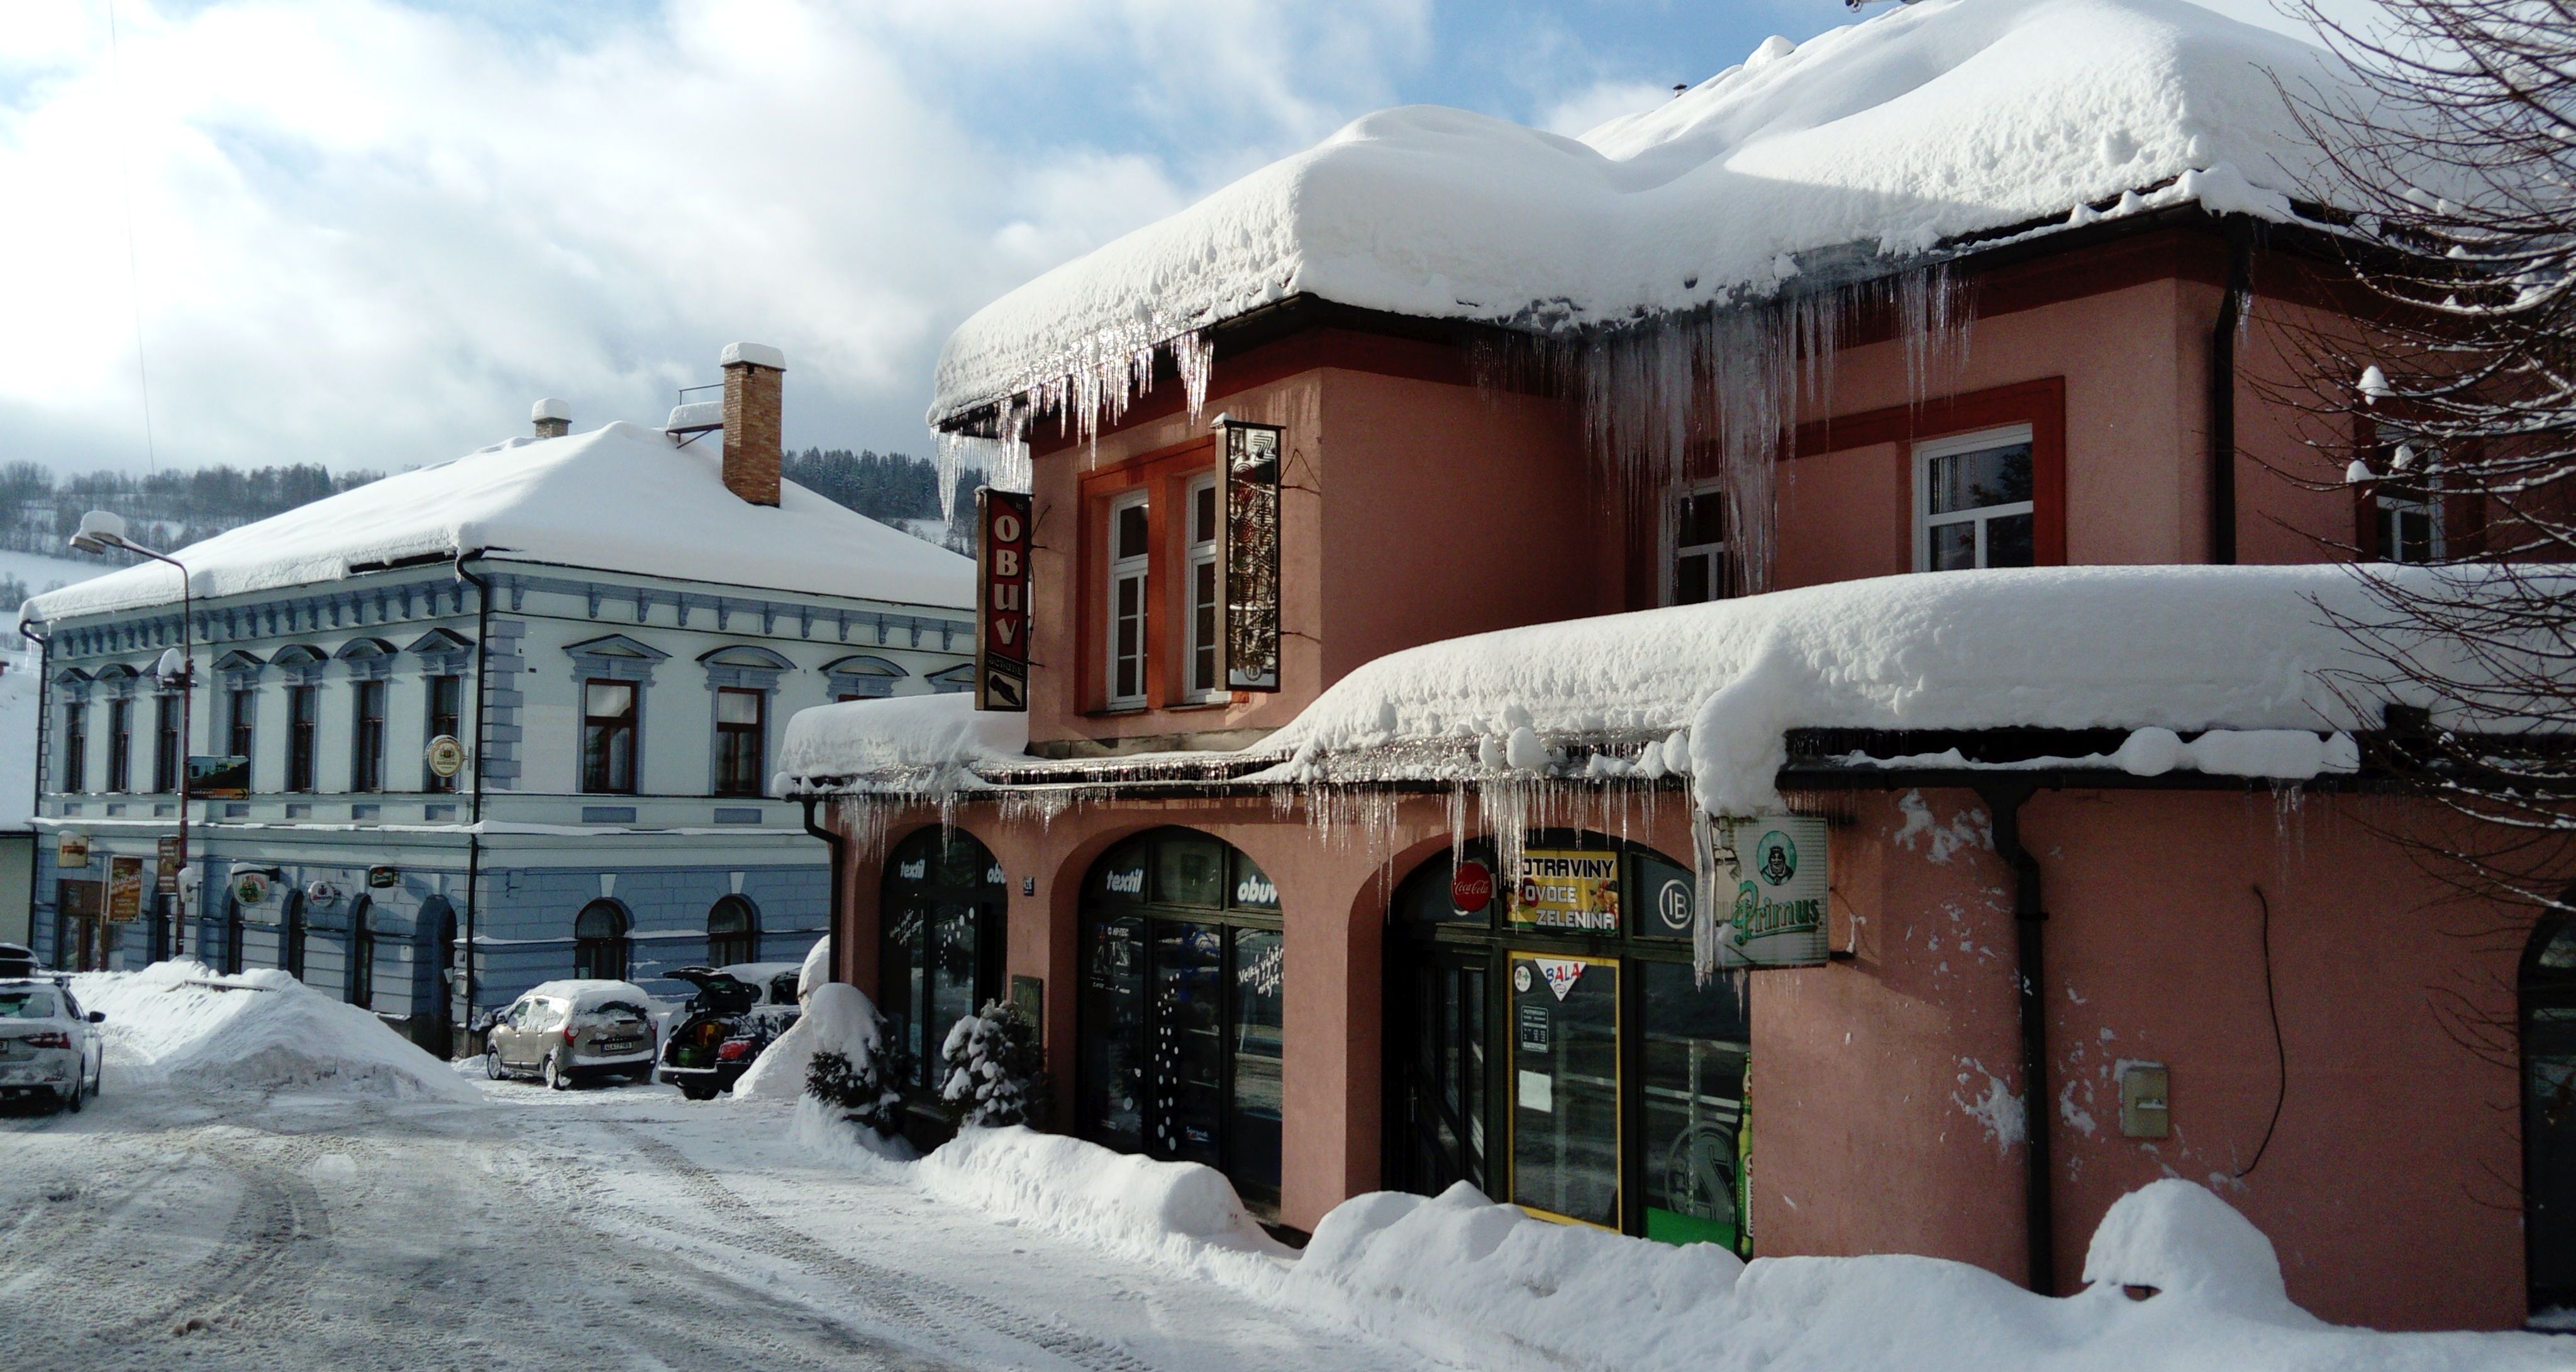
[
  {"x1": 1279, "y1": 1180, "x2": 2553, "y2": 1371},
  {"x1": 780, "y1": 564, "x2": 2532, "y2": 815},
  {"x1": 71, "y1": 961, "x2": 481, "y2": 1104},
  {"x1": 731, "y1": 1005, "x2": 819, "y2": 1102},
  {"x1": 23, "y1": 421, "x2": 974, "y2": 623},
  {"x1": 933, "y1": 0, "x2": 2357, "y2": 425},
  {"x1": 796, "y1": 935, "x2": 831, "y2": 1002},
  {"x1": 774, "y1": 691, "x2": 1028, "y2": 795},
  {"x1": 917, "y1": 1126, "x2": 1288, "y2": 1266},
  {"x1": 1257, "y1": 563, "x2": 2512, "y2": 815}
]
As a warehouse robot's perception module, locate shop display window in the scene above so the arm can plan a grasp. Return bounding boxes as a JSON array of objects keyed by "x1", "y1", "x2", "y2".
[
  {"x1": 1640, "y1": 961, "x2": 1751, "y2": 1252},
  {"x1": 1078, "y1": 829, "x2": 1285, "y2": 1210},
  {"x1": 879, "y1": 827, "x2": 1006, "y2": 1096},
  {"x1": 1509, "y1": 952, "x2": 1621, "y2": 1228}
]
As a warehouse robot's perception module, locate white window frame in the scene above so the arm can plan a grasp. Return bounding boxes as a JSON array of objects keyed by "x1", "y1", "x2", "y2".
[
  {"x1": 1182, "y1": 472, "x2": 1223, "y2": 703},
  {"x1": 1106, "y1": 489, "x2": 1151, "y2": 711},
  {"x1": 1913, "y1": 423, "x2": 2037, "y2": 572},
  {"x1": 1666, "y1": 481, "x2": 1731, "y2": 606},
  {"x1": 2374, "y1": 488, "x2": 2444, "y2": 564}
]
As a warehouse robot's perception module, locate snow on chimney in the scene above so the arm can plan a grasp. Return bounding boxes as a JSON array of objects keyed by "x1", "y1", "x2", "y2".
[
  {"x1": 719, "y1": 342, "x2": 784, "y2": 508},
  {"x1": 531, "y1": 397, "x2": 571, "y2": 439}
]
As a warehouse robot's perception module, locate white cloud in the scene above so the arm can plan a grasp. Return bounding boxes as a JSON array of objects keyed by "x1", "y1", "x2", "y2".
[{"x1": 0, "y1": 0, "x2": 1428, "y2": 473}]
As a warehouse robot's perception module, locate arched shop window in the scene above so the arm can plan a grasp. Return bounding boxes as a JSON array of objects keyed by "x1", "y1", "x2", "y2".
[
  {"x1": 707, "y1": 896, "x2": 760, "y2": 966},
  {"x1": 573, "y1": 900, "x2": 631, "y2": 981},
  {"x1": 879, "y1": 828, "x2": 1007, "y2": 1098},
  {"x1": 1079, "y1": 829, "x2": 1285, "y2": 1212},
  {"x1": 1387, "y1": 832, "x2": 1750, "y2": 1254},
  {"x1": 2524, "y1": 914, "x2": 2576, "y2": 1322},
  {"x1": 347, "y1": 897, "x2": 375, "y2": 1010}
]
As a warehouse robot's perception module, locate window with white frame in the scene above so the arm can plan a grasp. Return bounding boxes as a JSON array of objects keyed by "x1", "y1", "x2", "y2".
[
  {"x1": 1916, "y1": 425, "x2": 2036, "y2": 571},
  {"x1": 1106, "y1": 491, "x2": 1151, "y2": 710},
  {"x1": 2376, "y1": 489, "x2": 2443, "y2": 563},
  {"x1": 1184, "y1": 474, "x2": 1223, "y2": 701},
  {"x1": 1668, "y1": 486, "x2": 1732, "y2": 605}
]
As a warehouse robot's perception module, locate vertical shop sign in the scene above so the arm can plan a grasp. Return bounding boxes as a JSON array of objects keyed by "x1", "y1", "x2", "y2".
[
  {"x1": 156, "y1": 835, "x2": 182, "y2": 893},
  {"x1": 1221, "y1": 421, "x2": 1282, "y2": 691},
  {"x1": 1717, "y1": 815, "x2": 1831, "y2": 968},
  {"x1": 975, "y1": 486, "x2": 1032, "y2": 711},
  {"x1": 1508, "y1": 850, "x2": 1621, "y2": 932},
  {"x1": 106, "y1": 855, "x2": 145, "y2": 923}
]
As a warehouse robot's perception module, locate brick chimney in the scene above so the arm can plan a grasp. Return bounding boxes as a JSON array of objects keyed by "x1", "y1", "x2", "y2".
[
  {"x1": 531, "y1": 397, "x2": 570, "y2": 439},
  {"x1": 719, "y1": 342, "x2": 785, "y2": 507}
]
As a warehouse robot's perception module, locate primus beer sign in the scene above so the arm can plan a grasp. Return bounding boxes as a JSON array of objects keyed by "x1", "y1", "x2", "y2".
[
  {"x1": 1509, "y1": 850, "x2": 1620, "y2": 932},
  {"x1": 1716, "y1": 815, "x2": 1829, "y2": 967},
  {"x1": 975, "y1": 487, "x2": 1032, "y2": 711}
]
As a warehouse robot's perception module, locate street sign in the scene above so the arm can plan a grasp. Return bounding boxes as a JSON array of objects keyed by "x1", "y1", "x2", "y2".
[
  {"x1": 106, "y1": 856, "x2": 145, "y2": 923},
  {"x1": 188, "y1": 754, "x2": 250, "y2": 798}
]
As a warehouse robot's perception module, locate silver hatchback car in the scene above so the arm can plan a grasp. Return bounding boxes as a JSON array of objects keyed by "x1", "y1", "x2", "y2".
[
  {"x1": 0, "y1": 978, "x2": 104, "y2": 1112},
  {"x1": 482, "y1": 979, "x2": 658, "y2": 1090}
]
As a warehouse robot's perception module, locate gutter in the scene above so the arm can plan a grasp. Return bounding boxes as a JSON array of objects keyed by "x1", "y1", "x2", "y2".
[
  {"x1": 16, "y1": 613, "x2": 47, "y2": 953},
  {"x1": 799, "y1": 797, "x2": 847, "y2": 986},
  {"x1": 453, "y1": 552, "x2": 491, "y2": 1051},
  {"x1": 2209, "y1": 215, "x2": 2254, "y2": 564},
  {"x1": 1974, "y1": 778, "x2": 2055, "y2": 1295}
]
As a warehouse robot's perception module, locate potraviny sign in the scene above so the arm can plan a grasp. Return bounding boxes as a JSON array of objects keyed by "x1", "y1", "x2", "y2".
[{"x1": 1701, "y1": 814, "x2": 1830, "y2": 969}]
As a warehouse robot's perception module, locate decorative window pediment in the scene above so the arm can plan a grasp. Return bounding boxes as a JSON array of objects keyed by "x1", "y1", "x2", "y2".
[
  {"x1": 404, "y1": 628, "x2": 474, "y2": 674},
  {"x1": 270, "y1": 642, "x2": 331, "y2": 684},
  {"x1": 823, "y1": 654, "x2": 907, "y2": 700},
  {"x1": 926, "y1": 664, "x2": 974, "y2": 694},
  {"x1": 566, "y1": 632, "x2": 667, "y2": 685},
  {"x1": 699, "y1": 642, "x2": 791, "y2": 691}
]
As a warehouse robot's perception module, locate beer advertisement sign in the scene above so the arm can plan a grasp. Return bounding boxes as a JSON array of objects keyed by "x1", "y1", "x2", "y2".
[
  {"x1": 106, "y1": 855, "x2": 145, "y2": 923},
  {"x1": 1507, "y1": 849, "x2": 1620, "y2": 933},
  {"x1": 1718, "y1": 815, "x2": 1830, "y2": 968}
]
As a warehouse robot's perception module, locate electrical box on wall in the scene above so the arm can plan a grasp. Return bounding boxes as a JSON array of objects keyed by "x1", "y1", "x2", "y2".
[{"x1": 2119, "y1": 1062, "x2": 2170, "y2": 1139}]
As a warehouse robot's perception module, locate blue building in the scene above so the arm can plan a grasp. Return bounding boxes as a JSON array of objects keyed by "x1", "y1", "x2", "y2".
[{"x1": 18, "y1": 345, "x2": 972, "y2": 1052}]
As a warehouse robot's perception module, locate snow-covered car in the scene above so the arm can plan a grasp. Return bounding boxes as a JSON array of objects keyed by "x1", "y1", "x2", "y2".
[
  {"x1": 482, "y1": 980, "x2": 658, "y2": 1090},
  {"x1": 0, "y1": 978, "x2": 104, "y2": 1112},
  {"x1": 657, "y1": 966, "x2": 800, "y2": 1100}
]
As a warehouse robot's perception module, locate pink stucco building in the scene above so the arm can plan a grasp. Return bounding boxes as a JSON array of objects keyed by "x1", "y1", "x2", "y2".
[{"x1": 780, "y1": 3, "x2": 2560, "y2": 1334}]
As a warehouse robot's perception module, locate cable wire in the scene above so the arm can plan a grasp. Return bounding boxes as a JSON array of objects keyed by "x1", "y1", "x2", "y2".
[{"x1": 2234, "y1": 883, "x2": 2287, "y2": 1178}]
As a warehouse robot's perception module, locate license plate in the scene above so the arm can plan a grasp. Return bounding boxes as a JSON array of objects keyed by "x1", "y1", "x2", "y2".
[{"x1": 596, "y1": 1039, "x2": 639, "y2": 1053}]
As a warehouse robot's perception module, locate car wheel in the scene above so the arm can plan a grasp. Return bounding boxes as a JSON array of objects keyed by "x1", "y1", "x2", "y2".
[
  {"x1": 679, "y1": 1081, "x2": 715, "y2": 1102},
  {"x1": 485, "y1": 1049, "x2": 506, "y2": 1081},
  {"x1": 87, "y1": 1065, "x2": 100, "y2": 1100},
  {"x1": 544, "y1": 1052, "x2": 569, "y2": 1091},
  {"x1": 62, "y1": 1080, "x2": 81, "y2": 1114}
]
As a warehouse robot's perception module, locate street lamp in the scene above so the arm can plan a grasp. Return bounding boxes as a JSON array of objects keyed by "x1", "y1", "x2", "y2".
[{"x1": 71, "y1": 511, "x2": 195, "y2": 959}]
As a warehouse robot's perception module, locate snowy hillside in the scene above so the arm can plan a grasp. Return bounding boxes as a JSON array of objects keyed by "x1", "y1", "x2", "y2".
[{"x1": 931, "y1": 0, "x2": 2360, "y2": 427}]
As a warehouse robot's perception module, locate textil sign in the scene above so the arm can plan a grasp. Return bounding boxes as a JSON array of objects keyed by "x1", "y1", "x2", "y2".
[{"x1": 1714, "y1": 815, "x2": 1829, "y2": 968}]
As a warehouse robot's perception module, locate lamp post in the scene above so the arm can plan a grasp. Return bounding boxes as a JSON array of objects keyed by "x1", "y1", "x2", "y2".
[{"x1": 70, "y1": 511, "x2": 194, "y2": 959}]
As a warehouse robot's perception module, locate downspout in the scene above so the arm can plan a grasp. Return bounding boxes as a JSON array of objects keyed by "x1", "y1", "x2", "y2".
[
  {"x1": 2207, "y1": 215, "x2": 2253, "y2": 565},
  {"x1": 800, "y1": 796, "x2": 846, "y2": 985},
  {"x1": 453, "y1": 552, "x2": 491, "y2": 1051},
  {"x1": 1975, "y1": 778, "x2": 2054, "y2": 1294},
  {"x1": 18, "y1": 615, "x2": 48, "y2": 952}
]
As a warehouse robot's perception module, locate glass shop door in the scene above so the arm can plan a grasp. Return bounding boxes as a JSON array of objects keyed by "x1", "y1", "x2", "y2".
[{"x1": 1508, "y1": 952, "x2": 1621, "y2": 1229}]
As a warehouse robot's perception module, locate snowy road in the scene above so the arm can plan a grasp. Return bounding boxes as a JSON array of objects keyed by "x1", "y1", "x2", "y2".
[{"x1": 0, "y1": 1076, "x2": 1427, "y2": 1372}]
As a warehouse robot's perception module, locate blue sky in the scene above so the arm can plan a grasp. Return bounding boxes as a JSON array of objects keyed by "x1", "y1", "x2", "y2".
[{"x1": 0, "y1": 0, "x2": 2329, "y2": 478}]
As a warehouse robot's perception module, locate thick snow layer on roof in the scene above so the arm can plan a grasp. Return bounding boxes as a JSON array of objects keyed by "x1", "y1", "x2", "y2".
[
  {"x1": 778, "y1": 564, "x2": 2528, "y2": 815},
  {"x1": 23, "y1": 422, "x2": 974, "y2": 623},
  {"x1": 931, "y1": 0, "x2": 2348, "y2": 425}
]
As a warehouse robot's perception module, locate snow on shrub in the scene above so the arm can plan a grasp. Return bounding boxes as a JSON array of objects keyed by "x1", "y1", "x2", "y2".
[
  {"x1": 799, "y1": 983, "x2": 905, "y2": 1135},
  {"x1": 917, "y1": 1125, "x2": 1285, "y2": 1267},
  {"x1": 938, "y1": 1000, "x2": 1045, "y2": 1127}
]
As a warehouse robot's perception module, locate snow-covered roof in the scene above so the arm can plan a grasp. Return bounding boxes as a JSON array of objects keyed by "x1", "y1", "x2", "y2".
[
  {"x1": 23, "y1": 422, "x2": 974, "y2": 623},
  {"x1": 777, "y1": 564, "x2": 2520, "y2": 815},
  {"x1": 931, "y1": 0, "x2": 2348, "y2": 427}
]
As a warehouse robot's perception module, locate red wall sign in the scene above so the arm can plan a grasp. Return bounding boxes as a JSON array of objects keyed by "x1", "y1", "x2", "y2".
[
  {"x1": 976, "y1": 488, "x2": 1032, "y2": 711},
  {"x1": 1452, "y1": 859, "x2": 1494, "y2": 913}
]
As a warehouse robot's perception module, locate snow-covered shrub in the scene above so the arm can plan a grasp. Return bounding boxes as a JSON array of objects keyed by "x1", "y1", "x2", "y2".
[
  {"x1": 938, "y1": 999, "x2": 1046, "y2": 1127},
  {"x1": 799, "y1": 983, "x2": 906, "y2": 1135}
]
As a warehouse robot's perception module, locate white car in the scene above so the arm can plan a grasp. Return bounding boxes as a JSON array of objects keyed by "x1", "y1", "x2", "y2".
[
  {"x1": 0, "y1": 979, "x2": 104, "y2": 1112},
  {"x1": 482, "y1": 980, "x2": 659, "y2": 1090}
]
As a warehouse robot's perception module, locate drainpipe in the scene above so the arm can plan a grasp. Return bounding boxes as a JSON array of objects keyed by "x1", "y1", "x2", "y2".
[
  {"x1": 453, "y1": 552, "x2": 491, "y2": 1051},
  {"x1": 2207, "y1": 215, "x2": 2253, "y2": 565},
  {"x1": 18, "y1": 615, "x2": 48, "y2": 952},
  {"x1": 800, "y1": 796, "x2": 846, "y2": 984},
  {"x1": 1975, "y1": 778, "x2": 2053, "y2": 1295}
]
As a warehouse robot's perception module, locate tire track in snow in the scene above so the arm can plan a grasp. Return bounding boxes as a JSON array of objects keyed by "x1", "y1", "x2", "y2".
[{"x1": 604, "y1": 1122, "x2": 1159, "y2": 1372}]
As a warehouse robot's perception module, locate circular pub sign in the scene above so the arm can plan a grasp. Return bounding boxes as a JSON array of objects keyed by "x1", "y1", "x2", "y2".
[
  {"x1": 425, "y1": 734, "x2": 467, "y2": 779},
  {"x1": 1451, "y1": 859, "x2": 1494, "y2": 914}
]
